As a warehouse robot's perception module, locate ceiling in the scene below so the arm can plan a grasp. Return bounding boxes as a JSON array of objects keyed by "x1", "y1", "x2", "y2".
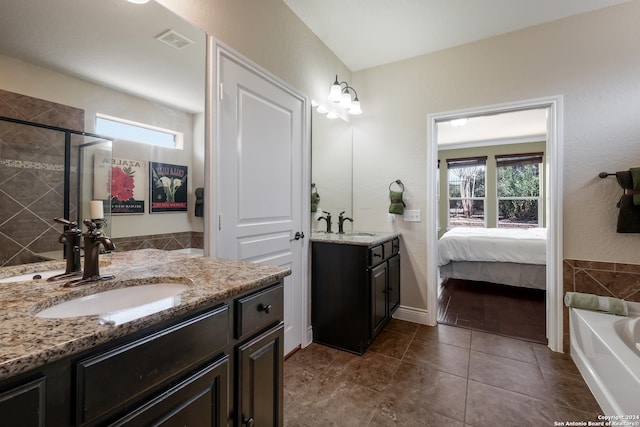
[
  {"x1": 0, "y1": 0, "x2": 206, "y2": 113},
  {"x1": 284, "y1": 0, "x2": 630, "y2": 72}
]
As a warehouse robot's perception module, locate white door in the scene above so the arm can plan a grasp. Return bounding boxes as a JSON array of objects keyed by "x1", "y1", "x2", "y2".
[{"x1": 216, "y1": 52, "x2": 305, "y2": 355}]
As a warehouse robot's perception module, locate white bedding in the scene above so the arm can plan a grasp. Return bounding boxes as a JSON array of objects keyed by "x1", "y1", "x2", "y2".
[{"x1": 437, "y1": 227, "x2": 547, "y2": 266}]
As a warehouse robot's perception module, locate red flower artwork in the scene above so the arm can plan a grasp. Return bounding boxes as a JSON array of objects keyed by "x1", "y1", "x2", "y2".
[{"x1": 110, "y1": 166, "x2": 135, "y2": 201}]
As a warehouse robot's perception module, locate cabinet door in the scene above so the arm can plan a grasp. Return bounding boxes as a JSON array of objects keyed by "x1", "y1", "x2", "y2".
[
  {"x1": 237, "y1": 323, "x2": 284, "y2": 427},
  {"x1": 0, "y1": 377, "x2": 45, "y2": 427},
  {"x1": 370, "y1": 262, "x2": 388, "y2": 338},
  {"x1": 388, "y1": 254, "x2": 401, "y2": 315},
  {"x1": 112, "y1": 355, "x2": 229, "y2": 427}
]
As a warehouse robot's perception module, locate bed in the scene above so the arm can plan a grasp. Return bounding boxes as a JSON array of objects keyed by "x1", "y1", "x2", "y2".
[{"x1": 437, "y1": 227, "x2": 547, "y2": 290}]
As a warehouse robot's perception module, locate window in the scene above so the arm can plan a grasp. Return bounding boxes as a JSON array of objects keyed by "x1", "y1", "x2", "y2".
[
  {"x1": 447, "y1": 156, "x2": 486, "y2": 228},
  {"x1": 95, "y1": 114, "x2": 183, "y2": 149},
  {"x1": 496, "y1": 152, "x2": 543, "y2": 228}
]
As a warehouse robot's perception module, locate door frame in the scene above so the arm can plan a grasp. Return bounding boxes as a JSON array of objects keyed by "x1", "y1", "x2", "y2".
[
  {"x1": 204, "y1": 37, "x2": 312, "y2": 349},
  {"x1": 426, "y1": 95, "x2": 564, "y2": 352}
]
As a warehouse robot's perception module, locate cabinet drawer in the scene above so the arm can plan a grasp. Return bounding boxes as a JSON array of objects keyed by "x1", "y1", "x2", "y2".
[
  {"x1": 111, "y1": 355, "x2": 229, "y2": 427},
  {"x1": 369, "y1": 245, "x2": 384, "y2": 267},
  {"x1": 0, "y1": 377, "x2": 45, "y2": 427},
  {"x1": 391, "y1": 238, "x2": 400, "y2": 255},
  {"x1": 76, "y1": 304, "x2": 229, "y2": 426},
  {"x1": 235, "y1": 283, "x2": 283, "y2": 339},
  {"x1": 382, "y1": 238, "x2": 399, "y2": 261}
]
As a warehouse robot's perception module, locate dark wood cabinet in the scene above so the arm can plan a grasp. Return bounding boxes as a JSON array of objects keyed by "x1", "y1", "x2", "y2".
[
  {"x1": 0, "y1": 281, "x2": 284, "y2": 427},
  {"x1": 370, "y1": 262, "x2": 388, "y2": 338},
  {"x1": 312, "y1": 237, "x2": 400, "y2": 355},
  {"x1": 236, "y1": 323, "x2": 284, "y2": 427},
  {"x1": 112, "y1": 355, "x2": 229, "y2": 427},
  {"x1": 0, "y1": 377, "x2": 45, "y2": 427}
]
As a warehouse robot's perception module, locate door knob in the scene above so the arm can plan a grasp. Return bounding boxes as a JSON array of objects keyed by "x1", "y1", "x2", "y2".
[{"x1": 290, "y1": 231, "x2": 305, "y2": 241}]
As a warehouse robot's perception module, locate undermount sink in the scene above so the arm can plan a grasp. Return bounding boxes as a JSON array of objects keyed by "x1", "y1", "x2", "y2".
[
  {"x1": 35, "y1": 282, "x2": 190, "y2": 325},
  {"x1": 343, "y1": 232, "x2": 377, "y2": 237},
  {"x1": 0, "y1": 269, "x2": 67, "y2": 283}
]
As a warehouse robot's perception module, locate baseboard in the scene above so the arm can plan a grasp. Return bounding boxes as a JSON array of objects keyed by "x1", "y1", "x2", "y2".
[
  {"x1": 393, "y1": 305, "x2": 432, "y2": 325},
  {"x1": 303, "y1": 325, "x2": 313, "y2": 348}
]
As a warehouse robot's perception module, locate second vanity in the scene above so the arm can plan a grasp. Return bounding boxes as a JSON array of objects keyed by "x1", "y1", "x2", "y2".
[
  {"x1": 310, "y1": 232, "x2": 400, "y2": 355},
  {"x1": 0, "y1": 249, "x2": 290, "y2": 426}
]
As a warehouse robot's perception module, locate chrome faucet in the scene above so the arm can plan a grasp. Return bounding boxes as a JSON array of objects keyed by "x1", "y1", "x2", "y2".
[
  {"x1": 49, "y1": 218, "x2": 83, "y2": 281},
  {"x1": 337, "y1": 211, "x2": 353, "y2": 234},
  {"x1": 318, "y1": 212, "x2": 333, "y2": 233},
  {"x1": 63, "y1": 218, "x2": 115, "y2": 287}
]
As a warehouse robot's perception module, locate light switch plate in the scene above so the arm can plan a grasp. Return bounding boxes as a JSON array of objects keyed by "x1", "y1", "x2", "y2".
[{"x1": 403, "y1": 209, "x2": 421, "y2": 222}]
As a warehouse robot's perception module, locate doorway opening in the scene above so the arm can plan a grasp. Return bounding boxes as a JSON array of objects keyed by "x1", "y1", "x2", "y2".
[{"x1": 426, "y1": 96, "x2": 564, "y2": 352}]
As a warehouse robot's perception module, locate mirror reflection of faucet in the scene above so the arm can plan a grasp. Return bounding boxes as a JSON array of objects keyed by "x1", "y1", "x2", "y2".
[
  {"x1": 318, "y1": 212, "x2": 333, "y2": 233},
  {"x1": 337, "y1": 211, "x2": 353, "y2": 234}
]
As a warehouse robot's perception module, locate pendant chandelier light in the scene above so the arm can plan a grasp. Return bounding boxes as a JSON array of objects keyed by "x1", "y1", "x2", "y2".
[{"x1": 328, "y1": 75, "x2": 362, "y2": 115}]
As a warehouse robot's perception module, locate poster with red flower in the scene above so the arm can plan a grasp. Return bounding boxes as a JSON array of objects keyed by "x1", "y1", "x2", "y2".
[
  {"x1": 110, "y1": 158, "x2": 145, "y2": 213},
  {"x1": 93, "y1": 155, "x2": 146, "y2": 214}
]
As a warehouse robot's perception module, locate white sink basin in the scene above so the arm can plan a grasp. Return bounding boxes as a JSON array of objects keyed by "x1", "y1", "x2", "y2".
[
  {"x1": 35, "y1": 283, "x2": 189, "y2": 325},
  {"x1": 0, "y1": 269, "x2": 66, "y2": 283}
]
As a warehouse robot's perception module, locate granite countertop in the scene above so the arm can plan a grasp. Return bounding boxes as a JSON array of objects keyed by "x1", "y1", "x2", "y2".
[
  {"x1": 0, "y1": 249, "x2": 291, "y2": 381},
  {"x1": 309, "y1": 231, "x2": 400, "y2": 247}
]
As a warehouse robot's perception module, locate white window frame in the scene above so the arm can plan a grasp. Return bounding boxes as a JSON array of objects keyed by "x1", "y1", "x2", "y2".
[
  {"x1": 495, "y1": 153, "x2": 543, "y2": 228},
  {"x1": 446, "y1": 156, "x2": 487, "y2": 229},
  {"x1": 95, "y1": 113, "x2": 183, "y2": 149}
]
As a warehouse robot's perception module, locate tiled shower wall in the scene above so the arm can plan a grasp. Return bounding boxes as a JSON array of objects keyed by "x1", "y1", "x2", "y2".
[
  {"x1": 563, "y1": 259, "x2": 640, "y2": 351},
  {"x1": 0, "y1": 89, "x2": 84, "y2": 266}
]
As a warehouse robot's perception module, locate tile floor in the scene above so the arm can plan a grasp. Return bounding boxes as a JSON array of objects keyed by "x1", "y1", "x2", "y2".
[{"x1": 284, "y1": 320, "x2": 602, "y2": 426}]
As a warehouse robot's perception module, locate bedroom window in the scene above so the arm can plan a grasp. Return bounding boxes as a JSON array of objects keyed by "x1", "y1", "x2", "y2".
[
  {"x1": 496, "y1": 152, "x2": 543, "y2": 228},
  {"x1": 447, "y1": 156, "x2": 486, "y2": 228}
]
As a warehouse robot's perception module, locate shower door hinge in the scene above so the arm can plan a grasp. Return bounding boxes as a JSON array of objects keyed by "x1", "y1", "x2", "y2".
[{"x1": 218, "y1": 214, "x2": 222, "y2": 230}]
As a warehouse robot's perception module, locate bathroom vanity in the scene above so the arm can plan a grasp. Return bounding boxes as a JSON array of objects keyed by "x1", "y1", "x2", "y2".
[
  {"x1": 310, "y1": 232, "x2": 400, "y2": 355},
  {"x1": 0, "y1": 249, "x2": 289, "y2": 426}
]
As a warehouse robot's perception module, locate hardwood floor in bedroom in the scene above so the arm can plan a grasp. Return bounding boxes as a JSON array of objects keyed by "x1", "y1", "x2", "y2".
[
  {"x1": 437, "y1": 278, "x2": 547, "y2": 344},
  {"x1": 283, "y1": 320, "x2": 601, "y2": 426}
]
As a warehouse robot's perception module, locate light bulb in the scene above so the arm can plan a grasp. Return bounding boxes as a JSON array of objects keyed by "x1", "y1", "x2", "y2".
[
  {"x1": 338, "y1": 91, "x2": 352, "y2": 109},
  {"x1": 348, "y1": 100, "x2": 362, "y2": 115},
  {"x1": 328, "y1": 84, "x2": 342, "y2": 102}
]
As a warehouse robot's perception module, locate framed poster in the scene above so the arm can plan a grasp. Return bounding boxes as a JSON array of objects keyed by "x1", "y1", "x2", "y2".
[
  {"x1": 150, "y1": 162, "x2": 188, "y2": 213},
  {"x1": 93, "y1": 155, "x2": 146, "y2": 214}
]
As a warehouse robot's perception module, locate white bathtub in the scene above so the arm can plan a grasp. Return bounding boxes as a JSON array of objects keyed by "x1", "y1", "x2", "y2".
[{"x1": 570, "y1": 301, "x2": 640, "y2": 416}]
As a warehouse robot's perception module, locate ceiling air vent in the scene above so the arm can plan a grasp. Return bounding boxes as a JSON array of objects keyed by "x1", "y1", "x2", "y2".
[{"x1": 156, "y1": 29, "x2": 194, "y2": 50}]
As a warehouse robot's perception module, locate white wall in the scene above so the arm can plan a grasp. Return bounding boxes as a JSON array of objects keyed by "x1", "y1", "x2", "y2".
[{"x1": 351, "y1": 2, "x2": 640, "y2": 311}]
